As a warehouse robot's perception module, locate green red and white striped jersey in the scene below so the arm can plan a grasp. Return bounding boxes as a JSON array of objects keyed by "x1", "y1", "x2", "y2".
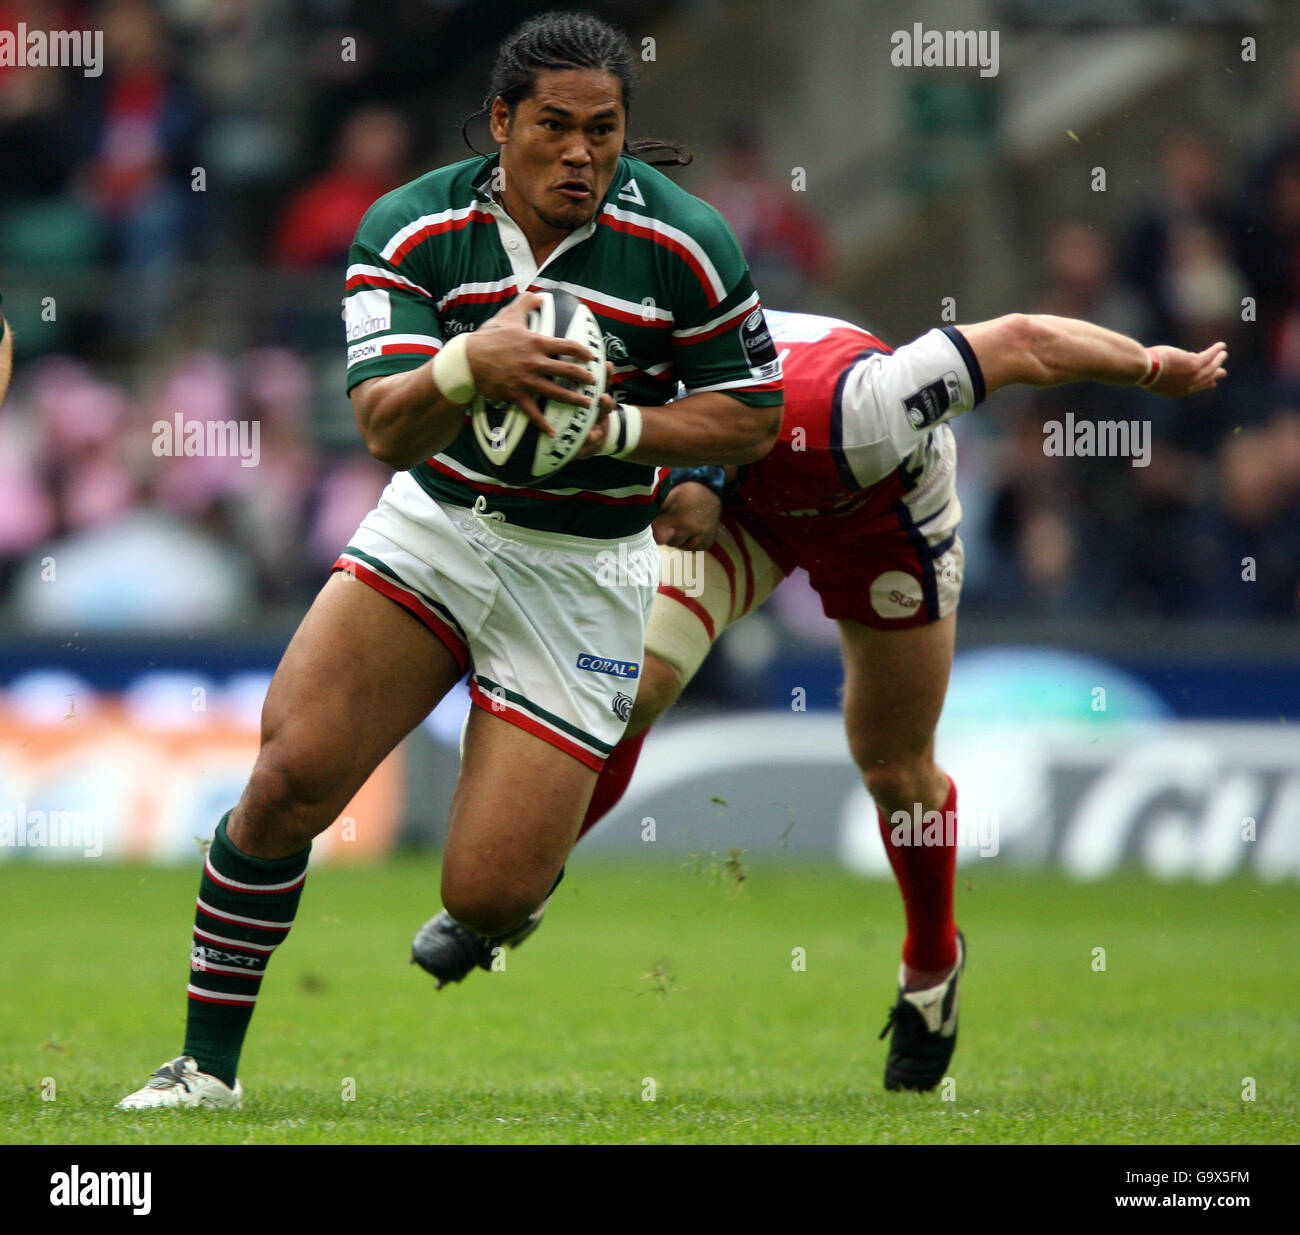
[{"x1": 345, "y1": 153, "x2": 784, "y2": 539}]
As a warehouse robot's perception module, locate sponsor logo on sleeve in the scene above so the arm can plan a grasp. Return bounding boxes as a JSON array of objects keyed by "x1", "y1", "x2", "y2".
[
  {"x1": 903, "y1": 371, "x2": 961, "y2": 428},
  {"x1": 344, "y1": 289, "x2": 392, "y2": 342},
  {"x1": 740, "y1": 307, "x2": 781, "y2": 381},
  {"x1": 347, "y1": 341, "x2": 382, "y2": 367}
]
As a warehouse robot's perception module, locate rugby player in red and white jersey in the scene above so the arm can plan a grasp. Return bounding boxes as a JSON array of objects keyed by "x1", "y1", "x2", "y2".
[{"x1": 414, "y1": 307, "x2": 1226, "y2": 1091}]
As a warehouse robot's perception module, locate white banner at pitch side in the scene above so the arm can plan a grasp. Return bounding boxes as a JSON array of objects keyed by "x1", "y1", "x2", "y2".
[{"x1": 585, "y1": 716, "x2": 1300, "y2": 882}]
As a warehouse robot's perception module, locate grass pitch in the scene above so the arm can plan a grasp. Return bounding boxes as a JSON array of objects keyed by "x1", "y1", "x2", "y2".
[{"x1": 0, "y1": 859, "x2": 1295, "y2": 1144}]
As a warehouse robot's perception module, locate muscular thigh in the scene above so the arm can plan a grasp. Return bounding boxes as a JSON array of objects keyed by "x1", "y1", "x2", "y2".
[
  {"x1": 234, "y1": 571, "x2": 463, "y2": 851},
  {"x1": 838, "y1": 612, "x2": 955, "y2": 766}
]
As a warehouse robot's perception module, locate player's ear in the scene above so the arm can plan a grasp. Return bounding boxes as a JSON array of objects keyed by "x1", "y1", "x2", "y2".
[{"x1": 489, "y1": 96, "x2": 512, "y2": 145}]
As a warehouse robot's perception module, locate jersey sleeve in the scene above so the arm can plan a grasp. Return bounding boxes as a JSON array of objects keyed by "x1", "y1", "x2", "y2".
[
  {"x1": 668, "y1": 203, "x2": 784, "y2": 407},
  {"x1": 834, "y1": 326, "x2": 986, "y2": 489},
  {"x1": 344, "y1": 205, "x2": 445, "y2": 393}
]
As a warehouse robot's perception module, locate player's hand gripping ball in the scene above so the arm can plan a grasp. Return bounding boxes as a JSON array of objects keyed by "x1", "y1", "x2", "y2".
[{"x1": 468, "y1": 290, "x2": 606, "y2": 483}]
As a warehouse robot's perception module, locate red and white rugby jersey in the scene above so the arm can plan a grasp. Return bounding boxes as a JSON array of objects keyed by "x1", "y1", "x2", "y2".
[{"x1": 732, "y1": 309, "x2": 985, "y2": 516}]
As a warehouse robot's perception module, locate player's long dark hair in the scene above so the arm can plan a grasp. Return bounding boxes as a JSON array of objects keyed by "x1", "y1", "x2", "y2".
[{"x1": 461, "y1": 10, "x2": 692, "y2": 168}]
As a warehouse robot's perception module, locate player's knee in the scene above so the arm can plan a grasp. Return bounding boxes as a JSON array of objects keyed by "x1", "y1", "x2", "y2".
[
  {"x1": 238, "y1": 740, "x2": 347, "y2": 848},
  {"x1": 441, "y1": 881, "x2": 539, "y2": 940},
  {"x1": 858, "y1": 754, "x2": 932, "y2": 814}
]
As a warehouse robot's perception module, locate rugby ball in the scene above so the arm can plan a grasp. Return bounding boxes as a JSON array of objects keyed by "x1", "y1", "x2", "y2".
[{"x1": 468, "y1": 290, "x2": 606, "y2": 484}]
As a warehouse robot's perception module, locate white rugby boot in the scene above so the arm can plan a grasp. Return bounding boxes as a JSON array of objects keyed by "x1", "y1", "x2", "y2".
[{"x1": 115, "y1": 1055, "x2": 243, "y2": 1110}]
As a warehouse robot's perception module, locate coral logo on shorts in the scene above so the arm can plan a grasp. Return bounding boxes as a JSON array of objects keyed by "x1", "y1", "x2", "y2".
[
  {"x1": 577, "y1": 654, "x2": 640, "y2": 679},
  {"x1": 870, "y1": 571, "x2": 924, "y2": 619},
  {"x1": 612, "y1": 692, "x2": 635, "y2": 721}
]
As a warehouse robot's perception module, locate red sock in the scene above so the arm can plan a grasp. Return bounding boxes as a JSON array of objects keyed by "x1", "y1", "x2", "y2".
[
  {"x1": 577, "y1": 731, "x2": 648, "y2": 842},
  {"x1": 876, "y1": 776, "x2": 959, "y2": 972}
]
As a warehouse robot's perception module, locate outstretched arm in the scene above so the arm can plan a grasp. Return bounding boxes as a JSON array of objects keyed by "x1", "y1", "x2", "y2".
[
  {"x1": 960, "y1": 313, "x2": 1226, "y2": 398},
  {"x1": 657, "y1": 312, "x2": 1229, "y2": 548},
  {"x1": 832, "y1": 314, "x2": 1228, "y2": 487}
]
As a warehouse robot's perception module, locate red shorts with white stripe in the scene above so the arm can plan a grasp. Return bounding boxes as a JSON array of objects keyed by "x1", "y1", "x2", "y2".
[
  {"x1": 645, "y1": 427, "x2": 963, "y2": 684},
  {"x1": 332, "y1": 471, "x2": 658, "y2": 771}
]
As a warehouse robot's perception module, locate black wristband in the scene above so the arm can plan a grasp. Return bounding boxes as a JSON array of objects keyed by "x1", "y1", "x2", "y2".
[{"x1": 664, "y1": 465, "x2": 728, "y2": 501}]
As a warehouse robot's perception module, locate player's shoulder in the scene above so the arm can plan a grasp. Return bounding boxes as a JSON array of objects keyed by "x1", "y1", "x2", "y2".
[
  {"x1": 606, "y1": 156, "x2": 735, "y2": 243},
  {"x1": 766, "y1": 308, "x2": 890, "y2": 354},
  {"x1": 354, "y1": 157, "x2": 491, "y2": 248}
]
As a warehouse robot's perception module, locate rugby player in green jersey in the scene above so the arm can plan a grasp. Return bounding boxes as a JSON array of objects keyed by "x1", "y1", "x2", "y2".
[{"x1": 118, "y1": 11, "x2": 782, "y2": 1109}]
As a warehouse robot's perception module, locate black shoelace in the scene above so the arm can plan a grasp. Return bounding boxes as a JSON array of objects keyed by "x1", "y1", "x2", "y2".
[{"x1": 147, "y1": 1062, "x2": 192, "y2": 1092}]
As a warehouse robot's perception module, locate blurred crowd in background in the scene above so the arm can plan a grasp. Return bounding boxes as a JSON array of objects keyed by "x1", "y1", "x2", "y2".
[
  {"x1": 970, "y1": 108, "x2": 1300, "y2": 623},
  {"x1": 1, "y1": 0, "x2": 1299, "y2": 633}
]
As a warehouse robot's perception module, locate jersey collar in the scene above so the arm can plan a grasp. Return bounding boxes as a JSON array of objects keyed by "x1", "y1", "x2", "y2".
[{"x1": 474, "y1": 152, "x2": 620, "y2": 280}]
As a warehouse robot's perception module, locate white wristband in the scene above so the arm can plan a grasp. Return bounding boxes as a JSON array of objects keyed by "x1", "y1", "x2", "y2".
[
  {"x1": 431, "y1": 332, "x2": 476, "y2": 405},
  {"x1": 596, "y1": 403, "x2": 643, "y2": 458}
]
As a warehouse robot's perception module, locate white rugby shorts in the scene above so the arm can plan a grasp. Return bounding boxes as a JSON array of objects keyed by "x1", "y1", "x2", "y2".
[{"x1": 333, "y1": 472, "x2": 658, "y2": 769}]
